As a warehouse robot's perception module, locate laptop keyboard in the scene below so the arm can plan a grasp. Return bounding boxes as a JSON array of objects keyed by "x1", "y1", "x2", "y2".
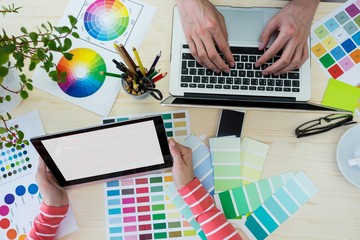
[{"x1": 180, "y1": 44, "x2": 301, "y2": 93}]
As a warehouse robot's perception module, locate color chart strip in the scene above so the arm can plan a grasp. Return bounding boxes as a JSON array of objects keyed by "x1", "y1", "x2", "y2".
[
  {"x1": 103, "y1": 110, "x2": 190, "y2": 142},
  {"x1": 181, "y1": 135, "x2": 214, "y2": 195},
  {"x1": 241, "y1": 137, "x2": 270, "y2": 186},
  {"x1": 214, "y1": 172, "x2": 295, "y2": 219},
  {"x1": 104, "y1": 172, "x2": 198, "y2": 240},
  {"x1": 241, "y1": 171, "x2": 318, "y2": 240},
  {"x1": 164, "y1": 135, "x2": 215, "y2": 240},
  {"x1": 209, "y1": 137, "x2": 242, "y2": 193},
  {"x1": 311, "y1": 0, "x2": 360, "y2": 85}
]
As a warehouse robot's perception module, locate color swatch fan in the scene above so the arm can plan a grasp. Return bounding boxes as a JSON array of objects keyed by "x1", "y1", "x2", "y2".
[{"x1": 311, "y1": 0, "x2": 360, "y2": 87}]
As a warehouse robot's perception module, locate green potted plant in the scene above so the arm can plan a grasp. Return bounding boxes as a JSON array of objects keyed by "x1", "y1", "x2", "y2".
[{"x1": 0, "y1": 3, "x2": 79, "y2": 149}]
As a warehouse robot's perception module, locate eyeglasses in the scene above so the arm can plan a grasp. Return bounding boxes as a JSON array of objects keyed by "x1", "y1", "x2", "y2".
[{"x1": 295, "y1": 114, "x2": 356, "y2": 138}]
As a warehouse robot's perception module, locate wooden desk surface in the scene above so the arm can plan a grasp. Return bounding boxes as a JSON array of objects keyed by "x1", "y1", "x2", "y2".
[{"x1": 1, "y1": 0, "x2": 360, "y2": 239}]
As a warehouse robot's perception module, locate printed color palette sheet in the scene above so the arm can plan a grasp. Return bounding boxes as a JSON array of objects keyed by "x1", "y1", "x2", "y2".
[
  {"x1": 240, "y1": 171, "x2": 319, "y2": 240},
  {"x1": 0, "y1": 112, "x2": 77, "y2": 240},
  {"x1": 103, "y1": 110, "x2": 190, "y2": 143},
  {"x1": 105, "y1": 135, "x2": 214, "y2": 240},
  {"x1": 311, "y1": 0, "x2": 360, "y2": 86},
  {"x1": 104, "y1": 172, "x2": 198, "y2": 240}
]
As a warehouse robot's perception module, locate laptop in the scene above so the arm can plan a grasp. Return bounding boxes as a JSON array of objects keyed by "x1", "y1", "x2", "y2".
[{"x1": 161, "y1": 6, "x2": 342, "y2": 112}]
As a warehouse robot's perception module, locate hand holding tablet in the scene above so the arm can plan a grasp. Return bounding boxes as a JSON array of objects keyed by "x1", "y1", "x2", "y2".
[{"x1": 30, "y1": 116, "x2": 172, "y2": 187}]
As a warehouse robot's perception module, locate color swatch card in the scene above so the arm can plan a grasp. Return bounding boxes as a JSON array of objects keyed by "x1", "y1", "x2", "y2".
[
  {"x1": 33, "y1": 0, "x2": 157, "y2": 116},
  {"x1": 241, "y1": 137, "x2": 270, "y2": 186},
  {"x1": 322, "y1": 78, "x2": 360, "y2": 115},
  {"x1": 164, "y1": 134, "x2": 215, "y2": 240},
  {"x1": 214, "y1": 172, "x2": 295, "y2": 219},
  {"x1": 240, "y1": 171, "x2": 319, "y2": 240},
  {"x1": 103, "y1": 110, "x2": 191, "y2": 143},
  {"x1": 104, "y1": 172, "x2": 198, "y2": 240},
  {"x1": 0, "y1": 111, "x2": 78, "y2": 239},
  {"x1": 209, "y1": 137, "x2": 242, "y2": 193},
  {"x1": 311, "y1": 0, "x2": 360, "y2": 86},
  {"x1": 180, "y1": 135, "x2": 214, "y2": 195}
]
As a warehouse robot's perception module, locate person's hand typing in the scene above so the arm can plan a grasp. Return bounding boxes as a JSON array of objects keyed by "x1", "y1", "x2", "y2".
[
  {"x1": 36, "y1": 157, "x2": 69, "y2": 207},
  {"x1": 169, "y1": 138, "x2": 194, "y2": 189},
  {"x1": 176, "y1": 0, "x2": 234, "y2": 73},
  {"x1": 255, "y1": 0, "x2": 319, "y2": 75}
]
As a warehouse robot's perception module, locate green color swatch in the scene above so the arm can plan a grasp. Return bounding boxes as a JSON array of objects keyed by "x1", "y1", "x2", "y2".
[{"x1": 322, "y1": 78, "x2": 360, "y2": 112}]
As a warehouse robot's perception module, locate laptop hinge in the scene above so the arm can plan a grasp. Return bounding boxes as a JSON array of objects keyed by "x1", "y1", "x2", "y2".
[{"x1": 184, "y1": 93, "x2": 296, "y2": 103}]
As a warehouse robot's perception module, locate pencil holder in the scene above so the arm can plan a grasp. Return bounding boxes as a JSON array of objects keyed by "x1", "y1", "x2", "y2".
[{"x1": 121, "y1": 76, "x2": 163, "y2": 101}]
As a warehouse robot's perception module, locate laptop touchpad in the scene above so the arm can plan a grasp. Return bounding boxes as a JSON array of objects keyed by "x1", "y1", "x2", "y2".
[{"x1": 220, "y1": 10, "x2": 265, "y2": 43}]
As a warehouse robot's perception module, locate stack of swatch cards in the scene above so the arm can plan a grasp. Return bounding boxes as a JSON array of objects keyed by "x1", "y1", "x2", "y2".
[{"x1": 103, "y1": 110, "x2": 318, "y2": 240}]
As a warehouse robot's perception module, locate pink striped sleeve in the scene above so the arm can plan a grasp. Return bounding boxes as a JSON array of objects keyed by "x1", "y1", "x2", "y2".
[
  {"x1": 179, "y1": 178, "x2": 242, "y2": 240},
  {"x1": 26, "y1": 203, "x2": 69, "y2": 240}
]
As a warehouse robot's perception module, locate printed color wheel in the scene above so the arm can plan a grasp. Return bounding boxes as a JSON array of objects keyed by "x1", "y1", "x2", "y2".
[
  {"x1": 57, "y1": 48, "x2": 106, "y2": 98},
  {"x1": 84, "y1": 0, "x2": 130, "y2": 41}
]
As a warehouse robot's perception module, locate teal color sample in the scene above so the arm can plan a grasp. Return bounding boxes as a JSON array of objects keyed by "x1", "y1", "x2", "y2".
[
  {"x1": 254, "y1": 206, "x2": 278, "y2": 233},
  {"x1": 274, "y1": 188, "x2": 299, "y2": 214},
  {"x1": 264, "y1": 197, "x2": 288, "y2": 224},
  {"x1": 245, "y1": 215, "x2": 268, "y2": 240}
]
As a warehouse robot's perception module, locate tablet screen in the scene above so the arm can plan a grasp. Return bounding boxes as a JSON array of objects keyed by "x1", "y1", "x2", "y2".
[{"x1": 31, "y1": 116, "x2": 172, "y2": 186}]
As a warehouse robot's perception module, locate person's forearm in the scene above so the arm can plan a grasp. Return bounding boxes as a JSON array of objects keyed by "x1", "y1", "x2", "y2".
[
  {"x1": 26, "y1": 203, "x2": 69, "y2": 240},
  {"x1": 291, "y1": 0, "x2": 320, "y2": 12},
  {"x1": 179, "y1": 178, "x2": 242, "y2": 240}
]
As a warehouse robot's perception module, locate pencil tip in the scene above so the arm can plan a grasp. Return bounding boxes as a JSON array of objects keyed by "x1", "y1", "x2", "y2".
[{"x1": 99, "y1": 71, "x2": 104, "y2": 75}]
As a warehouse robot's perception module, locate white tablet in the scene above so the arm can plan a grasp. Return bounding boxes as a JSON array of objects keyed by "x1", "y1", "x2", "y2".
[{"x1": 30, "y1": 116, "x2": 172, "y2": 187}]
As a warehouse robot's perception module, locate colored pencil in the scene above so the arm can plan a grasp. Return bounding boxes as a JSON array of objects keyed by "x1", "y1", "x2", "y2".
[
  {"x1": 113, "y1": 44, "x2": 137, "y2": 76},
  {"x1": 152, "y1": 72, "x2": 167, "y2": 82},
  {"x1": 147, "y1": 51, "x2": 161, "y2": 76},
  {"x1": 119, "y1": 43, "x2": 137, "y2": 71},
  {"x1": 99, "y1": 71, "x2": 123, "y2": 78},
  {"x1": 132, "y1": 47, "x2": 146, "y2": 77},
  {"x1": 148, "y1": 69, "x2": 160, "y2": 79}
]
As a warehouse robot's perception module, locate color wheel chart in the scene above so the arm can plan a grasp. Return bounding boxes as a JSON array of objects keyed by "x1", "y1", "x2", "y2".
[
  {"x1": 311, "y1": 0, "x2": 360, "y2": 86},
  {"x1": 66, "y1": 0, "x2": 156, "y2": 53},
  {"x1": 57, "y1": 48, "x2": 106, "y2": 98},
  {"x1": 104, "y1": 172, "x2": 198, "y2": 240}
]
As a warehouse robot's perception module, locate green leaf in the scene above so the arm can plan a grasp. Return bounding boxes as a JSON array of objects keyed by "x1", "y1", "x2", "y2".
[
  {"x1": 29, "y1": 32, "x2": 38, "y2": 43},
  {"x1": 20, "y1": 91, "x2": 29, "y2": 99},
  {"x1": 48, "y1": 40, "x2": 56, "y2": 51},
  {"x1": 54, "y1": 26, "x2": 71, "y2": 34},
  {"x1": 17, "y1": 131, "x2": 24, "y2": 141},
  {"x1": 5, "y1": 142, "x2": 12, "y2": 148},
  {"x1": 62, "y1": 38, "x2": 72, "y2": 52},
  {"x1": 0, "y1": 127, "x2": 6, "y2": 134},
  {"x1": 23, "y1": 140, "x2": 29, "y2": 145},
  {"x1": 0, "y1": 76, "x2": 4, "y2": 85},
  {"x1": 60, "y1": 71, "x2": 67, "y2": 78},
  {"x1": 5, "y1": 95, "x2": 11, "y2": 101},
  {"x1": 0, "y1": 53, "x2": 9, "y2": 65},
  {"x1": 29, "y1": 61, "x2": 36, "y2": 71},
  {"x1": 68, "y1": 15, "x2": 78, "y2": 26},
  {"x1": 26, "y1": 83, "x2": 33, "y2": 90},
  {"x1": 72, "y1": 32, "x2": 80, "y2": 39},
  {"x1": 20, "y1": 27, "x2": 28, "y2": 34},
  {"x1": 6, "y1": 112, "x2": 12, "y2": 119},
  {"x1": 63, "y1": 52, "x2": 73, "y2": 61},
  {"x1": 0, "y1": 66, "x2": 9, "y2": 77}
]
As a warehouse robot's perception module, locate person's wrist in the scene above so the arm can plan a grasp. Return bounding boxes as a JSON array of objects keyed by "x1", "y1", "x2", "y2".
[{"x1": 291, "y1": 0, "x2": 319, "y2": 10}]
